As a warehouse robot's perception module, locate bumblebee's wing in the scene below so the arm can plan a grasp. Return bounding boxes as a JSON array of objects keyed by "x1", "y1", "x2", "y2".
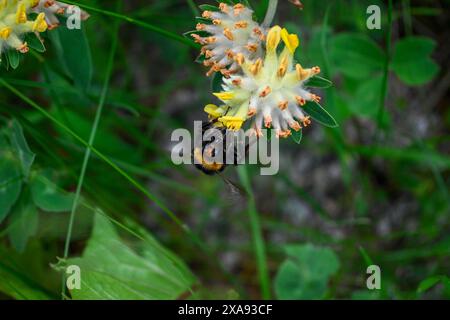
[{"x1": 217, "y1": 172, "x2": 248, "y2": 201}]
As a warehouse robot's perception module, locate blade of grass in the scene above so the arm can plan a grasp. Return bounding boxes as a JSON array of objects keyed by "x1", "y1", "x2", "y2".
[
  {"x1": 186, "y1": 0, "x2": 200, "y2": 16},
  {"x1": 61, "y1": 0, "x2": 199, "y2": 49},
  {"x1": 60, "y1": 5, "x2": 121, "y2": 299},
  {"x1": 237, "y1": 166, "x2": 271, "y2": 300}
]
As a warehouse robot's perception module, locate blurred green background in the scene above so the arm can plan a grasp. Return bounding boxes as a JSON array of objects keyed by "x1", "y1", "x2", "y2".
[{"x1": 0, "y1": 0, "x2": 448, "y2": 300}]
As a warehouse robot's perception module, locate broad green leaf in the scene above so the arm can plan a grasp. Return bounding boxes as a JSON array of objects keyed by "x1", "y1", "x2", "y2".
[
  {"x1": 8, "y1": 191, "x2": 39, "y2": 253},
  {"x1": 302, "y1": 101, "x2": 338, "y2": 128},
  {"x1": 305, "y1": 76, "x2": 333, "y2": 88},
  {"x1": 66, "y1": 213, "x2": 196, "y2": 300},
  {"x1": 349, "y1": 74, "x2": 383, "y2": 118},
  {"x1": 8, "y1": 119, "x2": 35, "y2": 179},
  {"x1": 25, "y1": 33, "x2": 46, "y2": 53},
  {"x1": 53, "y1": 26, "x2": 93, "y2": 91},
  {"x1": 30, "y1": 170, "x2": 75, "y2": 212},
  {"x1": 7, "y1": 49, "x2": 20, "y2": 69},
  {"x1": 291, "y1": 129, "x2": 302, "y2": 144},
  {"x1": 0, "y1": 138, "x2": 22, "y2": 223},
  {"x1": 391, "y1": 36, "x2": 439, "y2": 85},
  {"x1": 330, "y1": 33, "x2": 385, "y2": 78},
  {"x1": 275, "y1": 244, "x2": 340, "y2": 299}
]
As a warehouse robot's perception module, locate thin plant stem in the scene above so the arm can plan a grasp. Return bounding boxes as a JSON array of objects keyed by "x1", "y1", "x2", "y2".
[
  {"x1": 61, "y1": 0, "x2": 199, "y2": 49},
  {"x1": 60, "y1": 11, "x2": 121, "y2": 299},
  {"x1": 402, "y1": 0, "x2": 413, "y2": 35},
  {"x1": 262, "y1": 0, "x2": 278, "y2": 27},
  {"x1": 375, "y1": 0, "x2": 393, "y2": 134},
  {"x1": 238, "y1": 166, "x2": 271, "y2": 299}
]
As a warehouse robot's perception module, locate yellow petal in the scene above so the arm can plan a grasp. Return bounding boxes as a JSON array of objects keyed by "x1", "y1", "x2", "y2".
[
  {"x1": 281, "y1": 28, "x2": 299, "y2": 54},
  {"x1": 204, "y1": 104, "x2": 225, "y2": 118},
  {"x1": 218, "y1": 116, "x2": 245, "y2": 131},
  {"x1": 33, "y1": 13, "x2": 48, "y2": 32},
  {"x1": 213, "y1": 92, "x2": 235, "y2": 101},
  {"x1": 16, "y1": 3, "x2": 27, "y2": 24},
  {"x1": 266, "y1": 25, "x2": 281, "y2": 52},
  {"x1": 0, "y1": 27, "x2": 12, "y2": 40}
]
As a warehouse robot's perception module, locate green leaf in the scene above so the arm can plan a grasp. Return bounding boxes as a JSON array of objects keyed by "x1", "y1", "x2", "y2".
[
  {"x1": 417, "y1": 275, "x2": 449, "y2": 294},
  {"x1": 0, "y1": 137, "x2": 22, "y2": 223},
  {"x1": 348, "y1": 74, "x2": 383, "y2": 118},
  {"x1": 30, "y1": 170, "x2": 75, "y2": 212},
  {"x1": 53, "y1": 26, "x2": 93, "y2": 91},
  {"x1": 7, "y1": 49, "x2": 20, "y2": 69},
  {"x1": 66, "y1": 212, "x2": 196, "y2": 300},
  {"x1": 358, "y1": 246, "x2": 374, "y2": 267},
  {"x1": 8, "y1": 191, "x2": 39, "y2": 253},
  {"x1": 199, "y1": 4, "x2": 220, "y2": 11},
  {"x1": 211, "y1": 71, "x2": 224, "y2": 92},
  {"x1": 8, "y1": 119, "x2": 35, "y2": 179},
  {"x1": 275, "y1": 244, "x2": 340, "y2": 299},
  {"x1": 0, "y1": 262, "x2": 50, "y2": 300},
  {"x1": 195, "y1": 17, "x2": 212, "y2": 24},
  {"x1": 25, "y1": 33, "x2": 46, "y2": 53},
  {"x1": 305, "y1": 76, "x2": 333, "y2": 88},
  {"x1": 291, "y1": 129, "x2": 302, "y2": 144},
  {"x1": 391, "y1": 36, "x2": 439, "y2": 85},
  {"x1": 0, "y1": 244, "x2": 53, "y2": 299},
  {"x1": 330, "y1": 33, "x2": 385, "y2": 79},
  {"x1": 302, "y1": 101, "x2": 338, "y2": 128}
]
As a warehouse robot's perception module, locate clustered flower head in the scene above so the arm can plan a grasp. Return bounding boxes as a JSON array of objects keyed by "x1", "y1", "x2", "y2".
[
  {"x1": 0, "y1": 0, "x2": 89, "y2": 56},
  {"x1": 191, "y1": 2, "x2": 325, "y2": 139},
  {"x1": 207, "y1": 26, "x2": 321, "y2": 138},
  {"x1": 193, "y1": 2, "x2": 266, "y2": 77},
  {"x1": 0, "y1": 0, "x2": 48, "y2": 54}
]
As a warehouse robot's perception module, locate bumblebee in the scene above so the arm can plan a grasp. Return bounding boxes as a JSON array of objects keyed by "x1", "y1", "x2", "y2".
[
  {"x1": 192, "y1": 119, "x2": 255, "y2": 197},
  {"x1": 192, "y1": 120, "x2": 236, "y2": 175}
]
